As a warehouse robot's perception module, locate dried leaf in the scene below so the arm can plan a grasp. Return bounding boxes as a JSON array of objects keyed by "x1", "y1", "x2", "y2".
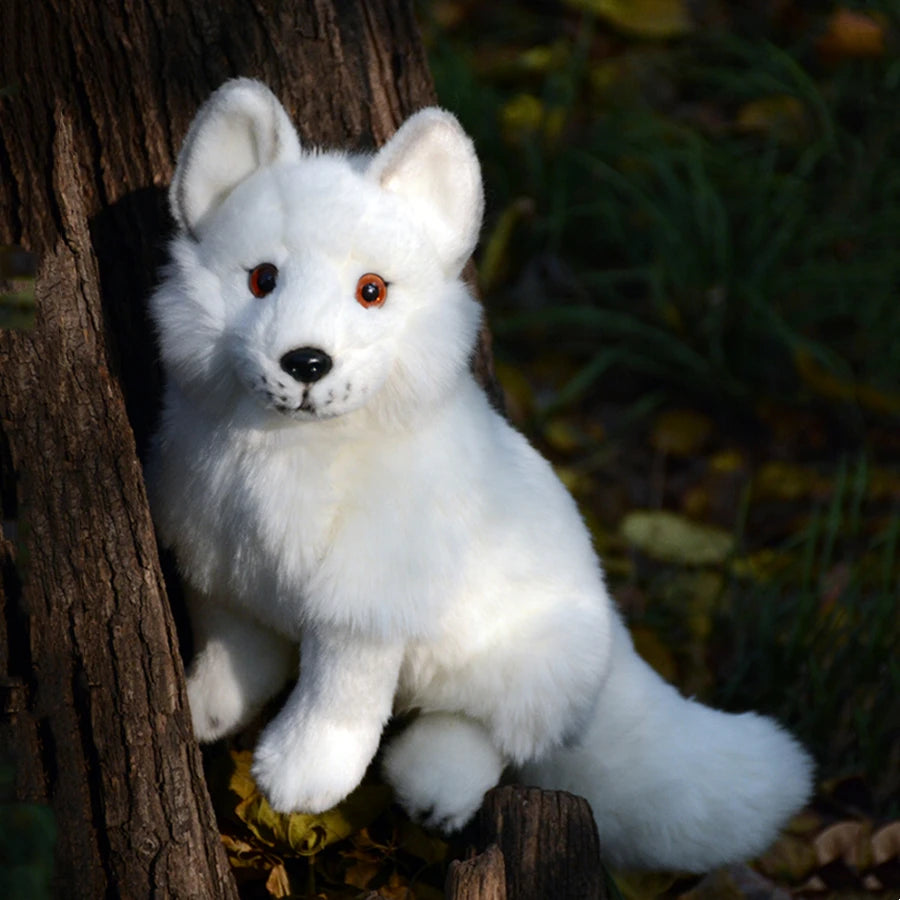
[
  {"x1": 235, "y1": 783, "x2": 392, "y2": 856},
  {"x1": 517, "y1": 41, "x2": 570, "y2": 74},
  {"x1": 621, "y1": 510, "x2": 734, "y2": 565},
  {"x1": 429, "y1": 1, "x2": 467, "y2": 30},
  {"x1": 756, "y1": 833, "x2": 818, "y2": 883},
  {"x1": 681, "y1": 864, "x2": 791, "y2": 899},
  {"x1": 224, "y1": 750, "x2": 392, "y2": 857},
  {"x1": 564, "y1": 0, "x2": 692, "y2": 38},
  {"x1": 855, "y1": 382, "x2": 900, "y2": 418},
  {"x1": 554, "y1": 464, "x2": 593, "y2": 496},
  {"x1": 794, "y1": 347, "x2": 900, "y2": 416},
  {"x1": 376, "y1": 871, "x2": 416, "y2": 899},
  {"x1": 871, "y1": 822, "x2": 900, "y2": 866},
  {"x1": 681, "y1": 484, "x2": 709, "y2": 519},
  {"x1": 500, "y1": 93, "x2": 544, "y2": 142},
  {"x1": 735, "y1": 95, "x2": 808, "y2": 142},
  {"x1": 227, "y1": 750, "x2": 260, "y2": 802},
  {"x1": 818, "y1": 8, "x2": 886, "y2": 61},
  {"x1": 708, "y1": 449, "x2": 746, "y2": 474},
  {"x1": 752, "y1": 461, "x2": 825, "y2": 502},
  {"x1": 221, "y1": 833, "x2": 269, "y2": 869},
  {"x1": 730, "y1": 549, "x2": 792, "y2": 583},
  {"x1": 868, "y1": 468, "x2": 900, "y2": 503},
  {"x1": 650, "y1": 408, "x2": 713, "y2": 457},
  {"x1": 344, "y1": 857, "x2": 382, "y2": 890},
  {"x1": 396, "y1": 819, "x2": 449, "y2": 867},
  {"x1": 813, "y1": 821, "x2": 871, "y2": 868},
  {"x1": 611, "y1": 869, "x2": 680, "y2": 899},
  {"x1": 543, "y1": 417, "x2": 585, "y2": 454},
  {"x1": 264, "y1": 862, "x2": 292, "y2": 898},
  {"x1": 220, "y1": 831, "x2": 290, "y2": 896}
]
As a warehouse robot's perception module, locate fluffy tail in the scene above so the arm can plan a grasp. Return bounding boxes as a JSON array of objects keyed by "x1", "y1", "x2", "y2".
[{"x1": 520, "y1": 616, "x2": 813, "y2": 872}]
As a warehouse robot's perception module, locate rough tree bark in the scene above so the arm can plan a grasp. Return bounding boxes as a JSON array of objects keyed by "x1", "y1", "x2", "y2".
[
  {"x1": 0, "y1": 2, "x2": 474, "y2": 897},
  {"x1": 446, "y1": 844, "x2": 508, "y2": 900},
  {"x1": 478, "y1": 786, "x2": 608, "y2": 900}
]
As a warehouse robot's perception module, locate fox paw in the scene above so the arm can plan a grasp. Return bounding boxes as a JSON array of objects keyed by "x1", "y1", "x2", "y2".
[
  {"x1": 251, "y1": 717, "x2": 377, "y2": 814},
  {"x1": 186, "y1": 654, "x2": 246, "y2": 742},
  {"x1": 382, "y1": 713, "x2": 504, "y2": 832}
]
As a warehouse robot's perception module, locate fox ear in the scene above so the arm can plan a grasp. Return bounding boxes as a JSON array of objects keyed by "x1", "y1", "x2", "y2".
[
  {"x1": 369, "y1": 108, "x2": 483, "y2": 276},
  {"x1": 170, "y1": 78, "x2": 301, "y2": 237}
]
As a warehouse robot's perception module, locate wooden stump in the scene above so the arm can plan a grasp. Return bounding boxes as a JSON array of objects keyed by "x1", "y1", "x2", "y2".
[
  {"x1": 446, "y1": 844, "x2": 508, "y2": 900},
  {"x1": 472, "y1": 786, "x2": 608, "y2": 900}
]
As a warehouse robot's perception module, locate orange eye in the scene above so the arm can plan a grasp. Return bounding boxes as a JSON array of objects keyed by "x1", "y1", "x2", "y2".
[
  {"x1": 355, "y1": 273, "x2": 388, "y2": 308},
  {"x1": 249, "y1": 263, "x2": 278, "y2": 298}
]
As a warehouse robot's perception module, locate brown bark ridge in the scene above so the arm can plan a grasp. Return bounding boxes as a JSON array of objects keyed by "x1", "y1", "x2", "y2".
[
  {"x1": 446, "y1": 844, "x2": 508, "y2": 900},
  {"x1": 0, "y1": 1, "x2": 455, "y2": 897},
  {"x1": 475, "y1": 786, "x2": 609, "y2": 900}
]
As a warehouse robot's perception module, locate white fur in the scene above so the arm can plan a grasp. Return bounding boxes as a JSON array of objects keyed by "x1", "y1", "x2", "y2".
[
  {"x1": 382, "y1": 713, "x2": 504, "y2": 832},
  {"x1": 147, "y1": 79, "x2": 813, "y2": 871}
]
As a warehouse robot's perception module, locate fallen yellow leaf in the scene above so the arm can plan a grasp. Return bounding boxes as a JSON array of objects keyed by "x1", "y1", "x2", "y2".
[
  {"x1": 543, "y1": 417, "x2": 585, "y2": 454},
  {"x1": 264, "y1": 862, "x2": 292, "y2": 898},
  {"x1": 794, "y1": 346, "x2": 900, "y2": 416},
  {"x1": 224, "y1": 752, "x2": 392, "y2": 857},
  {"x1": 818, "y1": 8, "x2": 886, "y2": 61},
  {"x1": 871, "y1": 822, "x2": 900, "y2": 867},
  {"x1": 730, "y1": 548, "x2": 792, "y2": 583},
  {"x1": 650, "y1": 408, "x2": 713, "y2": 457},
  {"x1": 500, "y1": 93, "x2": 544, "y2": 142},
  {"x1": 680, "y1": 484, "x2": 709, "y2": 519},
  {"x1": 736, "y1": 95, "x2": 808, "y2": 142},
  {"x1": 621, "y1": 510, "x2": 734, "y2": 565},
  {"x1": 708, "y1": 449, "x2": 746, "y2": 474},
  {"x1": 753, "y1": 461, "x2": 826, "y2": 502},
  {"x1": 612, "y1": 869, "x2": 681, "y2": 899},
  {"x1": 755, "y1": 832, "x2": 818, "y2": 883},
  {"x1": 564, "y1": 0, "x2": 692, "y2": 38}
]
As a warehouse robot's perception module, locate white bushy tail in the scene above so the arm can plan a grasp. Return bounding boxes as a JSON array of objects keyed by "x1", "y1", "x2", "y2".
[{"x1": 521, "y1": 615, "x2": 813, "y2": 872}]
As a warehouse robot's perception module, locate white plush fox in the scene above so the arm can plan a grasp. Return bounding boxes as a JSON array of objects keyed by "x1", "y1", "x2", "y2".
[{"x1": 146, "y1": 78, "x2": 812, "y2": 871}]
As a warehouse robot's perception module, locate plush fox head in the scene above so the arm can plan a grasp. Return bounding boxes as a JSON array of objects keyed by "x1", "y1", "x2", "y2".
[{"x1": 152, "y1": 79, "x2": 483, "y2": 427}]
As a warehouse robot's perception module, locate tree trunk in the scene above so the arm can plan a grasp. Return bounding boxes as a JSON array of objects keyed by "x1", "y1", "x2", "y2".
[{"x1": 0, "y1": 2, "x2": 450, "y2": 896}]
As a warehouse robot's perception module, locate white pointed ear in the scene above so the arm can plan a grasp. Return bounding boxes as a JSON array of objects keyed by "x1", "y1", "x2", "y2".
[
  {"x1": 170, "y1": 78, "x2": 302, "y2": 237},
  {"x1": 369, "y1": 108, "x2": 483, "y2": 275}
]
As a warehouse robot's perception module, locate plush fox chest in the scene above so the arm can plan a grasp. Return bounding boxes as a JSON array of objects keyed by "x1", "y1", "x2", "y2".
[
  {"x1": 157, "y1": 420, "x2": 348, "y2": 634},
  {"x1": 153, "y1": 393, "x2": 481, "y2": 640}
]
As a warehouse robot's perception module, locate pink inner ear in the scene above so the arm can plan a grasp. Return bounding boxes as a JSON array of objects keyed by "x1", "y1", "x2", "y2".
[
  {"x1": 172, "y1": 79, "x2": 301, "y2": 236},
  {"x1": 370, "y1": 110, "x2": 484, "y2": 275}
]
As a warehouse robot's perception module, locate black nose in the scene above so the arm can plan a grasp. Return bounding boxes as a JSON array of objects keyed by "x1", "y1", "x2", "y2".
[{"x1": 279, "y1": 347, "x2": 333, "y2": 383}]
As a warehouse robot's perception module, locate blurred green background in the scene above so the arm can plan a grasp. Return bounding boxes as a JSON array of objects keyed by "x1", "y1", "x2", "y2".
[{"x1": 422, "y1": 0, "x2": 900, "y2": 850}]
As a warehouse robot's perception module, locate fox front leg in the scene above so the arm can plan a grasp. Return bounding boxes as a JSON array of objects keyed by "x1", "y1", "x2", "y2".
[
  {"x1": 251, "y1": 624, "x2": 403, "y2": 814},
  {"x1": 185, "y1": 591, "x2": 296, "y2": 741}
]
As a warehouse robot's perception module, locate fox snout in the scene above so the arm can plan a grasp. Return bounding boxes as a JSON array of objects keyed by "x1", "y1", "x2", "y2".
[{"x1": 279, "y1": 347, "x2": 333, "y2": 384}]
